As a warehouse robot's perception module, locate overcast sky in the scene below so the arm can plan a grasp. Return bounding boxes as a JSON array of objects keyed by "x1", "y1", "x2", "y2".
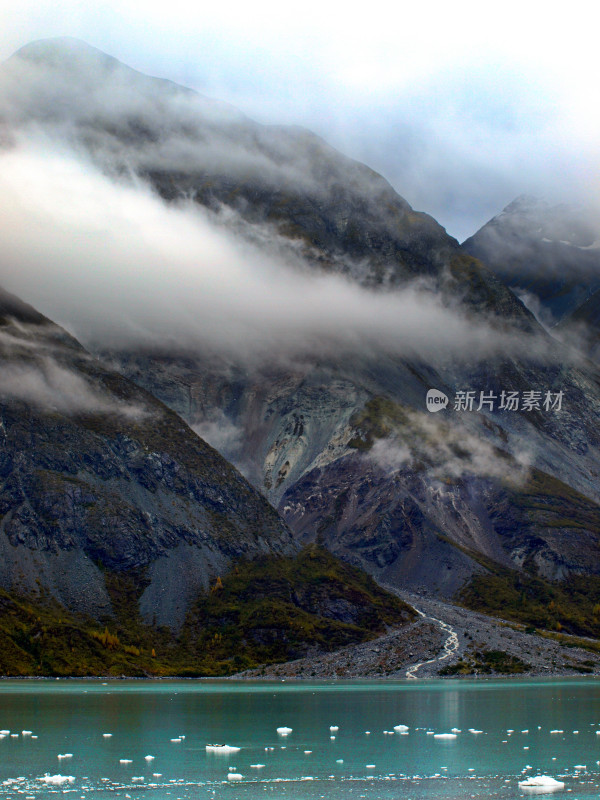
[{"x1": 1, "y1": 0, "x2": 598, "y2": 241}]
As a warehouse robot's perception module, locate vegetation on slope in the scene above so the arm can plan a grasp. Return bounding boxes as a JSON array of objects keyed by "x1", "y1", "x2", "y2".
[
  {"x1": 0, "y1": 546, "x2": 415, "y2": 677},
  {"x1": 458, "y1": 561, "x2": 600, "y2": 639}
]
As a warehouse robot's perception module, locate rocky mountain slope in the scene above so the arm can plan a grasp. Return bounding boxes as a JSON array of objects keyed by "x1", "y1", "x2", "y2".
[
  {"x1": 2, "y1": 39, "x2": 600, "y2": 614},
  {"x1": 0, "y1": 286, "x2": 295, "y2": 631},
  {"x1": 463, "y1": 195, "x2": 600, "y2": 326}
]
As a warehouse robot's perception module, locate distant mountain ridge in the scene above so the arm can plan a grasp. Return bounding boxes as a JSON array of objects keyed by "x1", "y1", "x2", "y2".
[{"x1": 463, "y1": 195, "x2": 600, "y2": 326}]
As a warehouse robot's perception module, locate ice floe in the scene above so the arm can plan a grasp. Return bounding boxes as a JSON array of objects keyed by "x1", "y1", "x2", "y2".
[
  {"x1": 277, "y1": 727, "x2": 292, "y2": 736},
  {"x1": 227, "y1": 773, "x2": 243, "y2": 780},
  {"x1": 518, "y1": 775, "x2": 565, "y2": 792},
  {"x1": 394, "y1": 724, "x2": 409, "y2": 732},
  {"x1": 206, "y1": 744, "x2": 240, "y2": 754},
  {"x1": 39, "y1": 774, "x2": 75, "y2": 785},
  {"x1": 433, "y1": 733, "x2": 457, "y2": 740}
]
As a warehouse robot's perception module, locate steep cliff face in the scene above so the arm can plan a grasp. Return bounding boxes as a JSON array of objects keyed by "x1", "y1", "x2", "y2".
[{"x1": 0, "y1": 287, "x2": 294, "y2": 630}]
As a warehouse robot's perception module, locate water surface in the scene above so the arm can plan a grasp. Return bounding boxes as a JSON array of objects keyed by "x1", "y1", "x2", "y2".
[{"x1": 1, "y1": 678, "x2": 599, "y2": 798}]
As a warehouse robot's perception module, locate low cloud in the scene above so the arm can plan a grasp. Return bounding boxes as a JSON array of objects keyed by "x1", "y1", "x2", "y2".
[
  {"x1": 192, "y1": 411, "x2": 243, "y2": 459},
  {"x1": 367, "y1": 409, "x2": 531, "y2": 486},
  {"x1": 0, "y1": 357, "x2": 148, "y2": 419},
  {"x1": 0, "y1": 143, "x2": 549, "y2": 365}
]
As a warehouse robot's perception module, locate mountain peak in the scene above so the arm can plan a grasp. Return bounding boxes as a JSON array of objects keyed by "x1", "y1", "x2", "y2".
[
  {"x1": 502, "y1": 194, "x2": 547, "y2": 215},
  {"x1": 10, "y1": 36, "x2": 124, "y2": 73}
]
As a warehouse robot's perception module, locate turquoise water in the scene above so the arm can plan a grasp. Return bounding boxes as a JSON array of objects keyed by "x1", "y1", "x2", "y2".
[{"x1": 1, "y1": 678, "x2": 600, "y2": 798}]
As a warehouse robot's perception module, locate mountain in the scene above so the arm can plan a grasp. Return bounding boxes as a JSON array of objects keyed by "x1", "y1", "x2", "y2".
[
  {"x1": 0, "y1": 285, "x2": 294, "y2": 630},
  {"x1": 0, "y1": 285, "x2": 416, "y2": 675},
  {"x1": 2, "y1": 39, "x2": 600, "y2": 613},
  {"x1": 555, "y1": 288, "x2": 600, "y2": 362},
  {"x1": 463, "y1": 195, "x2": 600, "y2": 326}
]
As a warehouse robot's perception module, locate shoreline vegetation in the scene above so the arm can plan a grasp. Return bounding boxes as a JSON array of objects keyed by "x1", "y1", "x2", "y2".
[{"x1": 2, "y1": 552, "x2": 600, "y2": 680}]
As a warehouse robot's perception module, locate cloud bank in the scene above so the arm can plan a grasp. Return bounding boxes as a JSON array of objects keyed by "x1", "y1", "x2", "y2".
[{"x1": 0, "y1": 143, "x2": 544, "y2": 364}]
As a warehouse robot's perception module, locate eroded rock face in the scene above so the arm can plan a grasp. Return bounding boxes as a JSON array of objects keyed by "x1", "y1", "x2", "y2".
[{"x1": 0, "y1": 287, "x2": 295, "y2": 629}]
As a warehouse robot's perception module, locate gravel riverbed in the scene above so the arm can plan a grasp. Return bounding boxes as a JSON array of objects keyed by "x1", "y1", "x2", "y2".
[{"x1": 236, "y1": 592, "x2": 600, "y2": 680}]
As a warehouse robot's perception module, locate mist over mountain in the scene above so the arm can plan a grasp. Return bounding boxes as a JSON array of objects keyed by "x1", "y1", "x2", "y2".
[
  {"x1": 463, "y1": 195, "x2": 600, "y2": 327},
  {"x1": 1, "y1": 38, "x2": 600, "y2": 620}
]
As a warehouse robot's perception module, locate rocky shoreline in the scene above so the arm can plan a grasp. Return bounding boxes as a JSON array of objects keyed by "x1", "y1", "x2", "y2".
[{"x1": 235, "y1": 593, "x2": 600, "y2": 680}]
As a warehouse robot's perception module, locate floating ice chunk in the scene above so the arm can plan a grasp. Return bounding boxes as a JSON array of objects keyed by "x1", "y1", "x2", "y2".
[
  {"x1": 276, "y1": 727, "x2": 292, "y2": 736},
  {"x1": 468, "y1": 729, "x2": 483, "y2": 734},
  {"x1": 22, "y1": 731, "x2": 32, "y2": 736},
  {"x1": 574, "y1": 765, "x2": 586, "y2": 770},
  {"x1": 265, "y1": 746, "x2": 274, "y2": 751},
  {"x1": 426, "y1": 731, "x2": 435, "y2": 735},
  {"x1": 304, "y1": 750, "x2": 312, "y2": 754},
  {"x1": 10, "y1": 734, "x2": 18, "y2": 738},
  {"x1": 366, "y1": 764, "x2": 376, "y2": 769},
  {"x1": 31, "y1": 735, "x2": 37, "y2": 739},
  {"x1": 549, "y1": 730, "x2": 563, "y2": 734},
  {"x1": 330, "y1": 735, "x2": 336, "y2": 740},
  {"x1": 102, "y1": 734, "x2": 112, "y2": 738},
  {"x1": 329, "y1": 726, "x2": 339, "y2": 732},
  {"x1": 0, "y1": 730, "x2": 9, "y2": 735},
  {"x1": 206, "y1": 744, "x2": 240, "y2": 754},
  {"x1": 144, "y1": 755, "x2": 155, "y2": 761},
  {"x1": 170, "y1": 738, "x2": 182, "y2": 743},
  {"x1": 336, "y1": 759, "x2": 343, "y2": 764},
  {"x1": 119, "y1": 759, "x2": 132, "y2": 764},
  {"x1": 434, "y1": 734, "x2": 457, "y2": 740},
  {"x1": 518, "y1": 775, "x2": 565, "y2": 792},
  {"x1": 152, "y1": 773, "x2": 162, "y2": 777},
  {"x1": 573, "y1": 730, "x2": 579, "y2": 734},
  {"x1": 394, "y1": 725, "x2": 409, "y2": 732},
  {"x1": 227, "y1": 773, "x2": 243, "y2": 780},
  {"x1": 451, "y1": 728, "x2": 461, "y2": 734},
  {"x1": 250, "y1": 764, "x2": 265, "y2": 769},
  {"x1": 507, "y1": 729, "x2": 514, "y2": 733},
  {"x1": 39, "y1": 774, "x2": 75, "y2": 785},
  {"x1": 132, "y1": 777, "x2": 144, "y2": 782},
  {"x1": 57, "y1": 754, "x2": 73, "y2": 759},
  {"x1": 365, "y1": 731, "x2": 371, "y2": 735},
  {"x1": 522, "y1": 730, "x2": 529, "y2": 734}
]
